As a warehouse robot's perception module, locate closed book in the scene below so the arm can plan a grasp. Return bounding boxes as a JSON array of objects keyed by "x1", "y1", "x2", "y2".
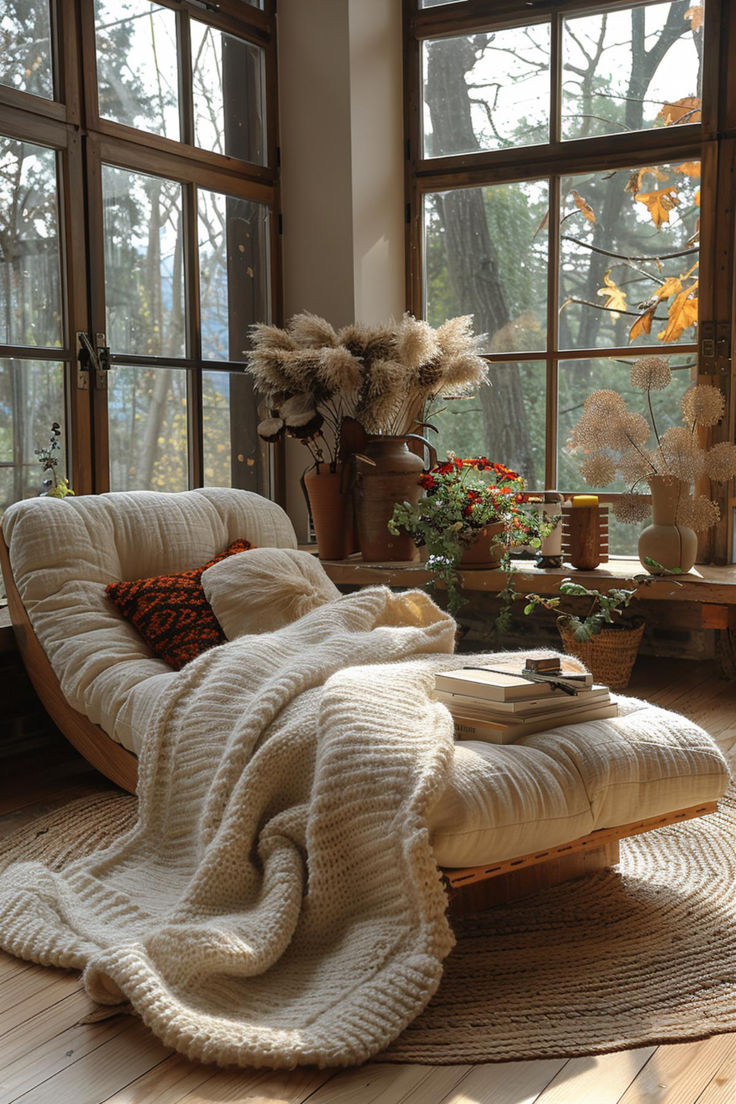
[
  {"x1": 451, "y1": 702, "x2": 619, "y2": 744},
  {"x1": 434, "y1": 666, "x2": 593, "y2": 702},
  {"x1": 434, "y1": 685, "x2": 610, "y2": 717}
]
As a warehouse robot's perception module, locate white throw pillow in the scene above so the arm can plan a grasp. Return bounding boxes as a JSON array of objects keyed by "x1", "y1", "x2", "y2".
[{"x1": 201, "y1": 547, "x2": 341, "y2": 638}]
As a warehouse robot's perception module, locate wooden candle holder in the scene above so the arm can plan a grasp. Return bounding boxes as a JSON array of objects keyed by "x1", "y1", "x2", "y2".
[{"x1": 562, "y1": 504, "x2": 609, "y2": 569}]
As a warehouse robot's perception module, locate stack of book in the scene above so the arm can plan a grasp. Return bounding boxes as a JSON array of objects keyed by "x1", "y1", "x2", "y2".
[{"x1": 433, "y1": 659, "x2": 618, "y2": 743}]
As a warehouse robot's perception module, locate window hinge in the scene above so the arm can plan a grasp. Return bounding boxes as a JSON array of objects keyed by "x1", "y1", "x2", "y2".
[
  {"x1": 77, "y1": 331, "x2": 110, "y2": 391},
  {"x1": 699, "y1": 322, "x2": 731, "y2": 375}
]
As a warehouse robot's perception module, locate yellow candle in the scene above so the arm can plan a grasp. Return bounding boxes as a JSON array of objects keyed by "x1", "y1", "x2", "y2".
[{"x1": 572, "y1": 494, "x2": 599, "y2": 507}]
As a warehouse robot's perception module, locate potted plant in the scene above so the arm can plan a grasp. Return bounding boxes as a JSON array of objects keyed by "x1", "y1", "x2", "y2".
[
  {"x1": 389, "y1": 455, "x2": 552, "y2": 616},
  {"x1": 245, "y1": 312, "x2": 489, "y2": 561},
  {"x1": 568, "y1": 355, "x2": 736, "y2": 574},
  {"x1": 36, "y1": 423, "x2": 74, "y2": 499},
  {"x1": 523, "y1": 578, "x2": 645, "y2": 690}
]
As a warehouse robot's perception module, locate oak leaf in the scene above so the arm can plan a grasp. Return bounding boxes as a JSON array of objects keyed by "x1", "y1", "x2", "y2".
[
  {"x1": 629, "y1": 307, "x2": 656, "y2": 342},
  {"x1": 658, "y1": 285, "x2": 699, "y2": 342},
  {"x1": 685, "y1": 4, "x2": 704, "y2": 31},
  {"x1": 596, "y1": 270, "x2": 627, "y2": 317},
  {"x1": 571, "y1": 190, "x2": 596, "y2": 223},
  {"x1": 657, "y1": 95, "x2": 702, "y2": 126},
  {"x1": 635, "y1": 186, "x2": 680, "y2": 229}
]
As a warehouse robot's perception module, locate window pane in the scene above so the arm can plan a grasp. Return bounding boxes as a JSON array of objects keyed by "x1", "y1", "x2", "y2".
[
  {"x1": 0, "y1": 137, "x2": 62, "y2": 349},
  {"x1": 108, "y1": 365, "x2": 188, "y2": 491},
  {"x1": 0, "y1": 359, "x2": 65, "y2": 511},
  {"x1": 202, "y1": 369, "x2": 267, "y2": 493},
  {"x1": 424, "y1": 181, "x2": 548, "y2": 354},
  {"x1": 0, "y1": 1, "x2": 53, "y2": 99},
  {"x1": 420, "y1": 0, "x2": 461, "y2": 6},
  {"x1": 422, "y1": 25, "x2": 550, "y2": 157},
  {"x1": 562, "y1": 1, "x2": 704, "y2": 141},
  {"x1": 198, "y1": 190, "x2": 270, "y2": 361},
  {"x1": 102, "y1": 165, "x2": 185, "y2": 358},
  {"x1": 95, "y1": 0, "x2": 179, "y2": 140},
  {"x1": 430, "y1": 362, "x2": 546, "y2": 490},
  {"x1": 558, "y1": 354, "x2": 694, "y2": 554},
  {"x1": 559, "y1": 160, "x2": 700, "y2": 350},
  {"x1": 192, "y1": 24, "x2": 266, "y2": 165}
]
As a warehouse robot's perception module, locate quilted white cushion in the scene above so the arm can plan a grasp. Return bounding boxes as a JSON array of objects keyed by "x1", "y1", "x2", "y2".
[
  {"x1": 430, "y1": 697, "x2": 730, "y2": 867},
  {"x1": 2, "y1": 488, "x2": 297, "y2": 751}
]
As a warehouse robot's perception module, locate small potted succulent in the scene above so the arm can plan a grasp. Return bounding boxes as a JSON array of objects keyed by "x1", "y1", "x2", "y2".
[
  {"x1": 523, "y1": 578, "x2": 644, "y2": 690},
  {"x1": 389, "y1": 455, "x2": 552, "y2": 616}
]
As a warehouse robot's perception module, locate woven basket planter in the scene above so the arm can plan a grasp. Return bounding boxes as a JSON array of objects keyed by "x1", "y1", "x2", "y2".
[{"x1": 557, "y1": 618, "x2": 645, "y2": 692}]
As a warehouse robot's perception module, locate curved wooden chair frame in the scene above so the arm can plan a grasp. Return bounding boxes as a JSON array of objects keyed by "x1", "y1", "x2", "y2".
[
  {"x1": 0, "y1": 530, "x2": 138, "y2": 793},
  {"x1": 0, "y1": 529, "x2": 718, "y2": 912}
]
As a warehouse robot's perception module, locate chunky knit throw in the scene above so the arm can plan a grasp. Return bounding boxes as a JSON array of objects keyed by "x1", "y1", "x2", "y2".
[{"x1": 0, "y1": 586, "x2": 460, "y2": 1069}]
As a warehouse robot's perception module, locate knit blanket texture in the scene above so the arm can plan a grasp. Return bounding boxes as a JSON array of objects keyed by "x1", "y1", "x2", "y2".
[{"x1": 0, "y1": 586, "x2": 467, "y2": 1069}]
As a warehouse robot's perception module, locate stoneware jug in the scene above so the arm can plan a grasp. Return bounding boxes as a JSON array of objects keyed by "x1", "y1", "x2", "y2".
[{"x1": 354, "y1": 435, "x2": 436, "y2": 562}]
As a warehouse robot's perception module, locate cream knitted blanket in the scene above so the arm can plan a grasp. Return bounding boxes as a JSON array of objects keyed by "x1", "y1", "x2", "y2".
[{"x1": 0, "y1": 586, "x2": 460, "y2": 1069}]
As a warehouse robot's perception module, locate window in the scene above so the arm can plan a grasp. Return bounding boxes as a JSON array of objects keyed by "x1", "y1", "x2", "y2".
[
  {"x1": 0, "y1": 0, "x2": 279, "y2": 510},
  {"x1": 405, "y1": 0, "x2": 735, "y2": 560}
]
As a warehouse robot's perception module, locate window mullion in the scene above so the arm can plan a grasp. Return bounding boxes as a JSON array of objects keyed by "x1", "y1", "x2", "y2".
[
  {"x1": 546, "y1": 175, "x2": 561, "y2": 490},
  {"x1": 185, "y1": 182, "x2": 204, "y2": 488}
]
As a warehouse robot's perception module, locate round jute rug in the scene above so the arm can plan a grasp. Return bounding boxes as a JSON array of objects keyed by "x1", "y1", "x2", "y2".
[{"x1": 1, "y1": 788, "x2": 735, "y2": 1065}]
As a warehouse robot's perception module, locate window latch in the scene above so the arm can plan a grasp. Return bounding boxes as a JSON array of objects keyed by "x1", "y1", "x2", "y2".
[{"x1": 77, "y1": 331, "x2": 110, "y2": 391}]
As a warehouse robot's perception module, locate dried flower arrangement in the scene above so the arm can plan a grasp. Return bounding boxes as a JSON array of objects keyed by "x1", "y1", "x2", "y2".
[
  {"x1": 245, "y1": 312, "x2": 489, "y2": 470},
  {"x1": 36, "y1": 423, "x2": 74, "y2": 499},
  {"x1": 569, "y1": 355, "x2": 736, "y2": 531}
]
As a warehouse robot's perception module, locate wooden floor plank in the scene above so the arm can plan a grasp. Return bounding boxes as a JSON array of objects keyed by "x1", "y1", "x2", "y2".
[
  {"x1": 0, "y1": 988, "x2": 99, "y2": 1072},
  {"x1": 0, "y1": 966, "x2": 83, "y2": 1039},
  {"x1": 694, "y1": 1035, "x2": 736, "y2": 1104},
  {"x1": 431, "y1": 1057, "x2": 568, "y2": 1104},
  {"x1": 303, "y1": 1063, "x2": 470, "y2": 1104},
  {"x1": 11, "y1": 1019, "x2": 171, "y2": 1104},
  {"x1": 534, "y1": 1048, "x2": 656, "y2": 1104},
  {"x1": 102, "y1": 1060, "x2": 335, "y2": 1104},
  {"x1": 617, "y1": 1035, "x2": 736, "y2": 1104}
]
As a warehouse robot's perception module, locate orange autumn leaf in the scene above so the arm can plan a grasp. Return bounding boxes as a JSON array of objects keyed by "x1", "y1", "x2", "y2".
[
  {"x1": 653, "y1": 276, "x2": 683, "y2": 303},
  {"x1": 675, "y1": 160, "x2": 701, "y2": 178},
  {"x1": 658, "y1": 95, "x2": 702, "y2": 126},
  {"x1": 695, "y1": 187, "x2": 700, "y2": 206},
  {"x1": 630, "y1": 307, "x2": 656, "y2": 342},
  {"x1": 658, "y1": 285, "x2": 699, "y2": 342},
  {"x1": 635, "y1": 185, "x2": 680, "y2": 229},
  {"x1": 571, "y1": 190, "x2": 596, "y2": 223},
  {"x1": 685, "y1": 4, "x2": 704, "y2": 31},
  {"x1": 596, "y1": 270, "x2": 627, "y2": 317},
  {"x1": 625, "y1": 166, "x2": 668, "y2": 194}
]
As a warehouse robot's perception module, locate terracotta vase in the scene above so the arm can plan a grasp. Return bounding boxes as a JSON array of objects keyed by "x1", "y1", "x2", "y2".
[
  {"x1": 638, "y1": 474, "x2": 697, "y2": 575},
  {"x1": 460, "y1": 522, "x2": 506, "y2": 568},
  {"x1": 354, "y1": 435, "x2": 433, "y2": 562},
  {"x1": 304, "y1": 466, "x2": 358, "y2": 561}
]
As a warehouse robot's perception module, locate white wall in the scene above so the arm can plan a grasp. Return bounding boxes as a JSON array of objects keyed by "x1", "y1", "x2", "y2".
[{"x1": 277, "y1": 0, "x2": 406, "y2": 534}]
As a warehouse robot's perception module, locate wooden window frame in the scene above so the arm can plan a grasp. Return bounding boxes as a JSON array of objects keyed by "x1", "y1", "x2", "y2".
[
  {"x1": 0, "y1": 0, "x2": 282, "y2": 504},
  {"x1": 404, "y1": 0, "x2": 736, "y2": 563}
]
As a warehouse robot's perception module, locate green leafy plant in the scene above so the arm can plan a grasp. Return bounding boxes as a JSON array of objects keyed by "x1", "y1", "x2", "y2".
[
  {"x1": 523, "y1": 578, "x2": 641, "y2": 642},
  {"x1": 36, "y1": 423, "x2": 75, "y2": 499},
  {"x1": 389, "y1": 455, "x2": 553, "y2": 616}
]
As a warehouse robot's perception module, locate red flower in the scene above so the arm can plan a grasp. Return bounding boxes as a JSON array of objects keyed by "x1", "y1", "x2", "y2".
[{"x1": 419, "y1": 473, "x2": 437, "y2": 491}]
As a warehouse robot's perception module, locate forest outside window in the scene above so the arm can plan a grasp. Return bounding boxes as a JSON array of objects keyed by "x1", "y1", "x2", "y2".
[
  {"x1": 405, "y1": 0, "x2": 733, "y2": 558},
  {"x1": 0, "y1": 0, "x2": 279, "y2": 515}
]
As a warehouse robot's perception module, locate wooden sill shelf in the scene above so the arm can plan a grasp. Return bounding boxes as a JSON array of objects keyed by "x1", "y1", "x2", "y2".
[{"x1": 304, "y1": 549, "x2": 736, "y2": 611}]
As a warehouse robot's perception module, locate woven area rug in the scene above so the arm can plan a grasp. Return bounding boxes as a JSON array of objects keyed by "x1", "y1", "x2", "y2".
[{"x1": 2, "y1": 787, "x2": 735, "y2": 1065}]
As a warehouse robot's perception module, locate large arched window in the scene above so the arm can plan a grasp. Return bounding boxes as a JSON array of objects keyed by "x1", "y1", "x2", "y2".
[
  {"x1": 0, "y1": 0, "x2": 279, "y2": 508},
  {"x1": 404, "y1": 0, "x2": 735, "y2": 561}
]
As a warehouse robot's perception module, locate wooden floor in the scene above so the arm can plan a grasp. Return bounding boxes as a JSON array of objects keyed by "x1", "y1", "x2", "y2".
[{"x1": 0, "y1": 657, "x2": 734, "y2": 1104}]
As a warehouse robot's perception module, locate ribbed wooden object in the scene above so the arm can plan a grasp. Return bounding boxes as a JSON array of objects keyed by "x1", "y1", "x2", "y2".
[{"x1": 562, "y1": 503, "x2": 609, "y2": 568}]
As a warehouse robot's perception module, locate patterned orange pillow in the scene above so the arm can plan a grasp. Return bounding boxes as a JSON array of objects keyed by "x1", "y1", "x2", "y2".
[{"x1": 106, "y1": 540, "x2": 252, "y2": 669}]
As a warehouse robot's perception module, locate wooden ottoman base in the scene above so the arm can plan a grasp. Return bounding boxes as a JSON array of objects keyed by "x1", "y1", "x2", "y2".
[{"x1": 444, "y1": 801, "x2": 717, "y2": 918}]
